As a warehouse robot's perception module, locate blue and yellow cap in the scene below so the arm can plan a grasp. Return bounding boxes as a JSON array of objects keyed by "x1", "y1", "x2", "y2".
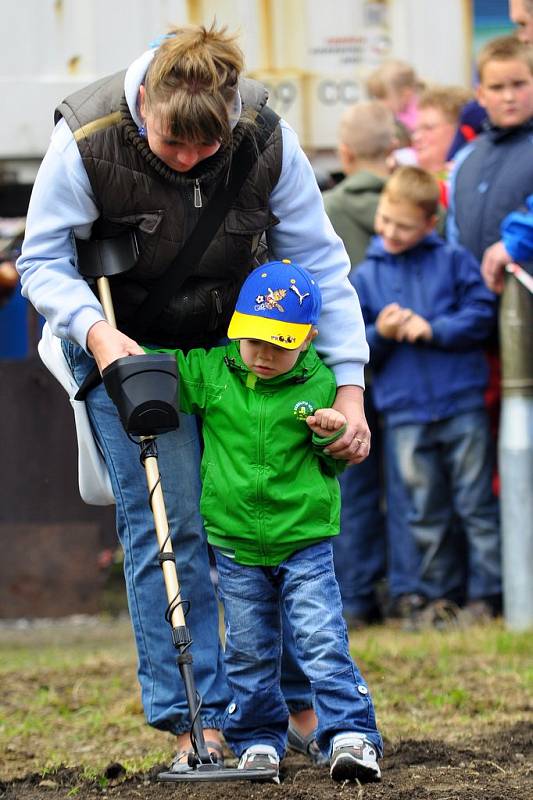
[{"x1": 228, "y1": 260, "x2": 322, "y2": 350}]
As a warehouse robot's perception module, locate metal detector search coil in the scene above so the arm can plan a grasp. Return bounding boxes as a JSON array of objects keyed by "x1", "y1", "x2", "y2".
[{"x1": 102, "y1": 353, "x2": 179, "y2": 437}]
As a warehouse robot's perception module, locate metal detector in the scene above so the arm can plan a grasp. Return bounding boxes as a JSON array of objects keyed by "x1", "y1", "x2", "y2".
[{"x1": 77, "y1": 236, "x2": 277, "y2": 783}]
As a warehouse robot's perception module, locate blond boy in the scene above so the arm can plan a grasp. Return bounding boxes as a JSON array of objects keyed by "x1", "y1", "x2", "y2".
[
  {"x1": 354, "y1": 167, "x2": 501, "y2": 626},
  {"x1": 447, "y1": 35, "x2": 533, "y2": 260}
]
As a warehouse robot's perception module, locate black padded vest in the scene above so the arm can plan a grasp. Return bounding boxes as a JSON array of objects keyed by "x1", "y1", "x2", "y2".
[{"x1": 56, "y1": 72, "x2": 283, "y2": 348}]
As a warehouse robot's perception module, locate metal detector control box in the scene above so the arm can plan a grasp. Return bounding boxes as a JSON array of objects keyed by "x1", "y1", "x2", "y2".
[{"x1": 102, "y1": 354, "x2": 179, "y2": 436}]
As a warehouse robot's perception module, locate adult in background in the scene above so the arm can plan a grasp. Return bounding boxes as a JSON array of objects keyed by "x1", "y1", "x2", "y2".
[
  {"x1": 412, "y1": 85, "x2": 473, "y2": 206},
  {"x1": 17, "y1": 23, "x2": 370, "y2": 770}
]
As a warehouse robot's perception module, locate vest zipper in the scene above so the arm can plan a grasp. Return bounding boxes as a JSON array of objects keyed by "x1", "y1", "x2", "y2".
[{"x1": 194, "y1": 179, "x2": 202, "y2": 208}]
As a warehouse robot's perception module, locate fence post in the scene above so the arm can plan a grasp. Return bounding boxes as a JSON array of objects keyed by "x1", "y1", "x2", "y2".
[{"x1": 498, "y1": 265, "x2": 533, "y2": 630}]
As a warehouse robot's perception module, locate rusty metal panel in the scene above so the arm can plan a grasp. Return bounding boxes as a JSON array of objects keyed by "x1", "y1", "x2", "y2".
[{"x1": 0, "y1": 523, "x2": 106, "y2": 618}]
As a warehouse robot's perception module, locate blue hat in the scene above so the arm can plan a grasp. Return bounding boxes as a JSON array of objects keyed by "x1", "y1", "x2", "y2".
[{"x1": 228, "y1": 260, "x2": 322, "y2": 349}]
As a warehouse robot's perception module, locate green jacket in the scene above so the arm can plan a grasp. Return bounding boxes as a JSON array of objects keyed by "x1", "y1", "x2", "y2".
[
  {"x1": 323, "y1": 171, "x2": 385, "y2": 269},
  {"x1": 156, "y1": 341, "x2": 344, "y2": 566}
]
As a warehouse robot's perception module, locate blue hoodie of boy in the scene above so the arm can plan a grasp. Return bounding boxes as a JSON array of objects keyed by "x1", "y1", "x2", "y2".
[{"x1": 353, "y1": 232, "x2": 497, "y2": 428}]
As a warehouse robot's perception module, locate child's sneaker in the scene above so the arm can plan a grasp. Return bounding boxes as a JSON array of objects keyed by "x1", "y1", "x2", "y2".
[
  {"x1": 238, "y1": 744, "x2": 280, "y2": 783},
  {"x1": 330, "y1": 734, "x2": 381, "y2": 783}
]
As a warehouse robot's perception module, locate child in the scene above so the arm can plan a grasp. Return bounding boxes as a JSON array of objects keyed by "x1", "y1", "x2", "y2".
[
  {"x1": 324, "y1": 100, "x2": 418, "y2": 627},
  {"x1": 447, "y1": 35, "x2": 533, "y2": 261},
  {"x1": 365, "y1": 59, "x2": 422, "y2": 139},
  {"x1": 354, "y1": 167, "x2": 502, "y2": 627},
  {"x1": 151, "y1": 260, "x2": 383, "y2": 784},
  {"x1": 323, "y1": 100, "x2": 396, "y2": 268}
]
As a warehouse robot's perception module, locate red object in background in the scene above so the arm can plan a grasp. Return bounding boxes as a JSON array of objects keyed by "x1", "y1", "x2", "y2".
[{"x1": 459, "y1": 124, "x2": 477, "y2": 143}]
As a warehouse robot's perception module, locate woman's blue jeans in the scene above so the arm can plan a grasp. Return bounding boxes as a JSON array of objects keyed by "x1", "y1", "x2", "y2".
[
  {"x1": 64, "y1": 343, "x2": 313, "y2": 734},
  {"x1": 215, "y1": 541, "x2": 383, "y2": 759}
]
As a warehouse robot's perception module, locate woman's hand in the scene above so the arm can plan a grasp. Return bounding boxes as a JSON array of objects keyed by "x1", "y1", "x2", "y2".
[
  {"x1": 86, "y1": 320, "x2": 146, "y2": 373},
  {"x1": 324, "y1": 385, "x2": 371, "y2": 465}
]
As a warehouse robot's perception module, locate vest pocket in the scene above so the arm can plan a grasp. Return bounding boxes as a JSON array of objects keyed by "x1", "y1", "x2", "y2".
[
  {"x1": 224, "y1": 207, "x2": 278, "y2": 269},
  {"x1": 105, "y1": 212, "x2": 166, "y2": 275},
  {"x1": 224, "y1": 206, "x2": 273, "y2": 234}
]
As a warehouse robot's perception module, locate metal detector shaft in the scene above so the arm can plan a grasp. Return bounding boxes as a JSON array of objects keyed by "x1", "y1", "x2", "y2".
[{"x1": 96, "y1": 275, "x2": 211, "y2": 764}]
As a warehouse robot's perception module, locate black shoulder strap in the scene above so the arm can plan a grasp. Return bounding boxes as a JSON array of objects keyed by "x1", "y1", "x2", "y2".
[{"x1": 132, "y1": 106, "x2": 280, "y2": 339}]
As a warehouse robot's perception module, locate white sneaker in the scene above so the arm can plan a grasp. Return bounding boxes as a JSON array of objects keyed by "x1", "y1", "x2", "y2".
[
  {"x1": 238, "y1": 744, "x2": 280, "y2": 783},
  {"x1": 330, "y1": 734, "x2": 381, "y2": 783}
]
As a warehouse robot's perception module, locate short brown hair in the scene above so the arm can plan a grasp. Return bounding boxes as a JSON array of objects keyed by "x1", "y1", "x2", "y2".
[
  {"x1": 365, "y1": 59, "x2": 422, "y2": 99},
  {"x1": 144, "y1": 22, "x2": 244, "y2": 146},
  {"x1": 418, "y1": 85, "x2": 473, "y2": 124},
  {"x1": 339, "y1": 101, "x2": 396, "y2": 159},
  {"x1": 383, "y1": 166, "x2": 440, "y2": 218},
  {"x1": 477, "y1": 35, "x2": 533, "y2": 80}
]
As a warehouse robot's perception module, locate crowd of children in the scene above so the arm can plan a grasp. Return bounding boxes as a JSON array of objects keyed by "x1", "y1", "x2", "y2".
[{"x1": 326, "y1": 28, "x2": 533, "y2": 631}]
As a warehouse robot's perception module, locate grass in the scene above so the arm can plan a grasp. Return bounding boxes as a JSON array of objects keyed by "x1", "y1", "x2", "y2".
[{"x1": 0, "y1": 617, "x2": 531, "y2": 780}]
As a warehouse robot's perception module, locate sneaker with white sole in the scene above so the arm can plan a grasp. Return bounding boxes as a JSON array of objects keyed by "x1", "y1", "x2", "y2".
[
  {"x1": 238, "y1": 744, "x2": 280, "y2": 783},
  {"x1": 330, "y1": 734, "x2": 381, "y2": 783}
]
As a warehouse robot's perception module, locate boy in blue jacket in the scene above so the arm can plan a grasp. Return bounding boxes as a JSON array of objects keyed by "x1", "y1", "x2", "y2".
[{"x1": 354, "y1": 166, "x2": 501, "y2": 626}]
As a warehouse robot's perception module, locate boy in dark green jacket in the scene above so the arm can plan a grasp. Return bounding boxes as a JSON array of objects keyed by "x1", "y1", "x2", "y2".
[{"x1": 155, "y1": 260, "x2": 382, "y2": 784}]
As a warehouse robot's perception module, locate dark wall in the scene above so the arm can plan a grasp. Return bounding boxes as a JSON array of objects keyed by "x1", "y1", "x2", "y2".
[{"x1": 0, "y1": 357, "x2": 117, "y2": 618}]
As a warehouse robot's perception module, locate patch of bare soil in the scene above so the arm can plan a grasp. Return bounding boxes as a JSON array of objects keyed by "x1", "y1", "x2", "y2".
[{"x1": 1, "y1": 722, "x2": 530, "y2": 800}]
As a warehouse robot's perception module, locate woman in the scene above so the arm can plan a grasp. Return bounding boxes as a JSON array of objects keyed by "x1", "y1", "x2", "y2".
[
  {"x1": 18, "y1": 23, "x2": 370, "y2": 771},
  {"x1": 412, "y1": 85, "x2": 473, "y2": 205}
]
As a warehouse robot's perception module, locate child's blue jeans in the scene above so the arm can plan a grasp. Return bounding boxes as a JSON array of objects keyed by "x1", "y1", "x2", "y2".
[{"x1": 214, "y1": 540, "x2": 383, "y2": 759}]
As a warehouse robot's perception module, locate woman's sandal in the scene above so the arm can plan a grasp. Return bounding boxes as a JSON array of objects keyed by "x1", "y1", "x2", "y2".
[
  {"x1": 287, "y1": 724, "x2": 329, "y2": 766},
  {"x1": 170, "y1": 739, "x2": 225, "y2": 772}
]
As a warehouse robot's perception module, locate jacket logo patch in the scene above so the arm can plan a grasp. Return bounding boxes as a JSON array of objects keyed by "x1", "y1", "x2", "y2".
[
  {"x1": 255, "y1": 287, "x2": 287, "y2": 312},
  {"x1": 293, "y1": 400, "x2": 315, "y2": 421}
]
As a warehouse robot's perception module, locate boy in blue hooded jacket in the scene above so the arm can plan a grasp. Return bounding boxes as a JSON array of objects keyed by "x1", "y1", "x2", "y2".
[{"x1": 353, "y1": 166, "x2": 501, "y2": 625}]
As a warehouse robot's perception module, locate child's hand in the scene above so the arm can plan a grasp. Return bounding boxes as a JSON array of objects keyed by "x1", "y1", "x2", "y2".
[
  {"x1": 396, "y1": 313, "x2": 433, "y2": 343},
  {"x1": 376, "y1": 303, "x2": 413, "y2": 339},
  {"x1": 306, "y1": 408, "x2": 347, "y2": 438}
]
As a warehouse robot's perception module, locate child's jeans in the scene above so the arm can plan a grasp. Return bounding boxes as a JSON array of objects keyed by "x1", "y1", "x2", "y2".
[
  {"x1": 214, "y1": 541, "x2": 383, "y2": 759},
  {"x1": 388, "y1": 409, "x2": 501, "y2": 601}
]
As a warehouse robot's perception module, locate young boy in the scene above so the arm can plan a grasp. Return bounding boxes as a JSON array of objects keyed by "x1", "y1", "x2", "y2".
[
  {"x1": 447, "y1": 35, "x2": 533, "y2": 260},
  {"x1": 354, "y1": 167, "x2": 502, "y2": 626},
  {"x1": 153, "y1": 260, "x2": 383, "y2": 784},
  {"x1": 324, "y1": 100, "x2": 418, "y2": 627},
  {"x1": 323, "y1": 100, "x2": 396, "y2": 268}
]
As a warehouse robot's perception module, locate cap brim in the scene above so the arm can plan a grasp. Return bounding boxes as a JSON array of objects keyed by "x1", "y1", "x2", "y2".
[{"x1": 228, "y1": 311, "x2": 311, "y2": 350}]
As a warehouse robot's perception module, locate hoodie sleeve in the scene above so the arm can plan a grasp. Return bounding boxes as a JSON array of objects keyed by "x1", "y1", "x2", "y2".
[
  {"x1": 268, "y1": 121, "x2": 369, "y2": 389},
  {"x1": 430, "y1": 247, "x2": 497, "y2": 350}
]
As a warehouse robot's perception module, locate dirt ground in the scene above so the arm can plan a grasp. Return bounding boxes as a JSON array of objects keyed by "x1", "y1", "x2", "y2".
[{"x1": 1, "y1": 721, "x2": 531, "y2": 800}]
